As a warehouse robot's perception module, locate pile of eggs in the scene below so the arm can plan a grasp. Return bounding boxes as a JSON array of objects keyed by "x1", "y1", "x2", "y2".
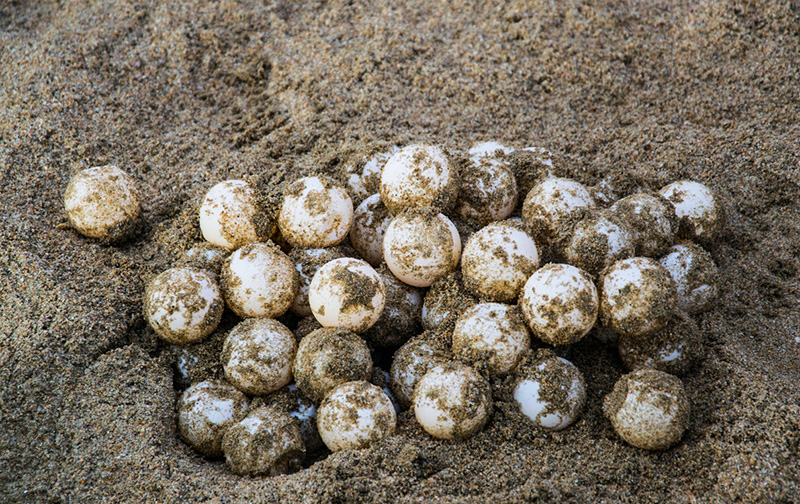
[{"x1": 63, "y1": 142, "x2": 722, "y2": 476}]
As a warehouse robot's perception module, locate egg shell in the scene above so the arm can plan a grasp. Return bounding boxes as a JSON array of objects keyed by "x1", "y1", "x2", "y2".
[
  {"x1": 421, "y1": 273, "x2": 478, "y2": 331},
  {"x1": 468, "y1": 141, "x2": 515, "y2": 160},
  {"x1": 453, "y1": 303, "x2": 530, "y2": 376},
  {"x1": 179, "y1": 243, "x2": 230, "y2": 277},
  {"x1": 456, "y1": 156, "x2": 518, "y2": 225},
  {"x1": 222, "y1": 405, "x2": 304, "y2": 476},
  {"x1": 278, "y1": 175, "x2": 354, "y2": 248},
  {"x1": 288, "y1": 247, "x2": 346, "y2": 317},
  {"x1": 254, "y1": 384, "x2": 325, "y2": 454},
  {"x1": 199, "y1": 179, "x2": 272, "y2": 251},
  {"x1": 512, "y1": 352, "x2": 586, "y2": 431},
  {"x1": 343, "y1": 147, "x2": 399, "y2": 205},
  {"x1": 350, "y1": 194, "x2": 393, "y2": 267},
  {"x1": 390, "y1": 333, "x2": 453, "y2": 407},
  {"x1": 618, "y1": 311, "x2": 700, "y2": 377},
  {"x1": 608, "y1": 192, "x2": 678, "y2": 257},
  {"x1": 363, "y1": 268, "x2": 423, "y2": 347},
  {"x1": 221, "y1": 318, "x2": 297, "y2": 395},
  {"x1": 309, "y1": 257, "x2": 386, "y2": 333},
  {"x1": 659, "y1": 242, "x2": 719, "y2": 315},
  {"x1": 177, "y1": 380, "x2": 250, "y2": 457},
  {"x1": 522, "y1": 178, "x2": 596, "y2": 246},
  {"x1": 380, "y1": 144, "x2": 458, "y2": 214},
  {"x1": 561, "y1": 212, "x2": 636, "y2": 277},
  {"x1": 659, "y1": 180, "x2": 724, "y2": 242},
  {"x1": 317, "y1": 380, "x2": 397, "y2": 452}
]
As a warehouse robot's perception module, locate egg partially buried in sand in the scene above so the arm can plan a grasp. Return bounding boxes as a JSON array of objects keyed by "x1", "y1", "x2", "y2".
[
  {"x1": 278, "y1": 175, "x2": 354, "y2": 248},
  {"x1": 380, "y1": 144, "x2": 458, "y2": 214},
  {"x1": 199, "y1": 179, "x2": 272, "y2": 251},
  {"x1": 317, "y1": 380, "x2": 397, "y2": 452},
  {"x1": 309, "y1": 257, "x2": 386, "y2": 333}
]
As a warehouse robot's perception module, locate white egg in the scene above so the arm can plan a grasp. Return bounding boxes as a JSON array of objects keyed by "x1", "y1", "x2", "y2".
[
  {"x1": 390, "y1": 334, "x2": 452, "y2": 408},
  {"x1": 222, "y1": 406, "x2": 304, "y2": 476},
  {"x1": 562, "y1": 212, "x2": 635, "y2": 277},
  {"x1": 221, "y1": 318, "x2": 297, "y2": 395},
  {"x1": 343, "y1": 147, "x2": 399, "y2": 204},
  {"x1": 199, "y1": 180, "x2": 271, "y2": 251},
  {"x1": 317, "y1": 381, "x2": 397, "y2": 452},
  {"x1": 608, "y1": 192, "x2": 678, "y2": 257},
  {"x1": 177, "y1": 380, "x2": 250, "y2": 457},
  {"x1": 309, "y1": 257, "x2": 386, "y2": 333},
  {"x1": 659, "y1": 180, "x2": 724, "y2": 242},
  {"x1": 288, "y1": 247, "x2": 345, "y2": 317},
  {"x1": 659, "y1": 243, "x2": 719, "y2": 314},
  {"x1": 380, "y1": 144, "x2": 458, "y2": 214},
  {"x1": 349, "y1": 194, "x2": 393, "y2": 267},
  {"x1": 278, "y1": 175, "x2": 354, "y2": 248},
  {"x1": 522, "y1": 178, "x2": 595, "y2": 246},
  {"x1": 453, "y1": 303, "x2": 530, "y2": 376},
  {"x1": 513, "y1": 354, "x2": 586, "y2": 431}
]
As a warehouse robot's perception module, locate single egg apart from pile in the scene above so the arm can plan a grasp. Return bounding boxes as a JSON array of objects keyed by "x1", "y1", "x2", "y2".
[
  {"x1": 221, "y1": 318, "x2": 297, "y2": 395},
  {"x1": 349, "y1": 194, "x2": 393, "y2": 267},
  {"x1": 659, "y1": 180, "x2": 724, "y2": 242},
  {"x1": 221, "y1": 406, "x2": 304, "y2": 476},
  {"x1": 383, "y1": 209, "x2": 461, "y2": 288},
  {"x1": 659, "y1": 242, "x2": 719, "y2": 315},
  {"x1": 199, "y1": 179, "x2": 272, "y2": 251},
  {"x1": 522, "y1": 178, "x2": 596, "y2": 246},
  {"x1": 220, "y1": 241, "x2": 298, "y2": 318},
  {"x1": 278, "y1": 175, "x2": 354, "y2": 248},
  {"x1": 608, "y1": 192, "x2": 678, "y2": 258},
  {"x1": 413, "y1": 361, "x2": 493, "y2": 440},
  {"x1": 512, "y1": 353, "x2": 587, "y2": 431},
  {"x1": 144, "y1": 267, "x2": 224, "y2": 345},
  {"x1": 309, "y1": 257, "x2": 386, "y2": 333},
  {"x1": 64, "y1": 165, "x2": 142, "y2": 242},
  {"x1": 177, "y1": 380, "x2": 250, "y2": 457},
  {"x1": 452, "y1": 303, "x2": 530, "y2": 376},
  {"x1": 562, "y1": 211, "x2": 636, "y2": 277},
  {"x1": 380, "y1": 143, "x2": 458, "y2": 214},
  {"x1": 288, "y1": 247, "x2": 345, "y2": 317},
  {"x1": 520, "y1": 263, "x2": 599, "y2": 346},
  {"x1": 599, "y1": 257, "x2": 678, "y2": 339},
  {"x1": 603, "y1": 369, "x2": 690, "y2": 450},
  {"x1": 461, "y1": 220, "x2": 540, "y2": 303},
  {"x1": 317, "y1": 380, "x2": 397, "y2": 452},
  {"x1": 617, "y1": 310, "x2": 700, "y2": 377},
  {"x1": 390, "y1": 334, "x2": 452, "y2": 408}
]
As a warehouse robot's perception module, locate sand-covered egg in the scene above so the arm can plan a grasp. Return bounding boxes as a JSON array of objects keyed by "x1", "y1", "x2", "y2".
[
  {"x1": 221, "y1": 406, "x2": 304, "y2": 476},
  {"x1": 390, "y1": 333, "x2": 452, "y2": 407},
  {"x1": 309, "y1": 257, "x2": 386, "y2": 333},
  {"x1": 177, "y1": 380, "x2": 249, "y2": 457},
  {"x1": 343, "y1": 147, "x2": 399, "y2": 204},
  {"x1": 199, "y1": 180, "x2": 272, "y2": 251},
  {"x1": 292, "y1": 327, "x2": 373, "y2": 403},
  {"x1": 64, "y1": 165, "x2": 141, "y2": 242},
  {"x1": 453, "y1": 303, "x2": 530, "y2": 376},
  {"x1": 617, "y1": 311, "x2": 700, "y2": 377},
  {"x1": 468, "y1": 141, "x2": 515, "y2": 161},
  {"x1": 600, "y1": 257, "x2": 678, "y2": 338},
  {"x1": 349, "y1": 194, "x2": 393, "y2": 267},
  {"x1": 461, "y1": 221, "x2": 540, "y2": 303},
  {"x1": 603, "y1": 369, "x2": 690, "y2": 450},
  {"x1": 520, "y1": 263, "x2": 599, "y2": 346},
  {"x1": 562, "y1": 212, "x2": 635, "y2": 277},
  {"x1": 383, "y1": 209, "x2": 461, "y2": 288},
  {"x1": 659, "y1": 180, "x2": 724, "y2": 242},
  {"x1": 659, "y1": 242, "x2": 719, "y2": 314},
  {"x1": 220, "y1": 242, "x2": 298, "y2": 318},
  {"x1": 608, "y1": 192, "x2": 678, "y2": 257},
  {"x1": 421, "y1": 273, "x2": 478, "y2": 331},
  {"x1": 380, "y1": 144, "x2": 458, "y2": 214},
  {"x1": 456, "y1": 143, "x2": 518, "y2": 224},
  {"x1": 221, "y1": 318, "x2": 297, "y2": 395},
  {"x1": 317, "y1": 380, "x2": 397, "y2": 452},
  {"x1": 522, "y1": 178, "x2": 595, "y2": 246},
  {"x1": 288, "y1": 247, "x2": 345, "y2": 317},
  {"x1": 512, "y1": 352, "x2": 586, "y2": 431},
  {"x1": 144, "y1": 267, "x2": 224, "y2": 345},
  {"x1": 278, "y1": 175, "x2": 353, "y2": 248},
  {"x1": 363, "y1": 269, "x2": 423, "y2": 347},
  {"x1": 413, "y1": 361, "x2": 492, "y2": 440},
  {"x1": 179, "y1": 243, "x2": 229, "y2": 276}
]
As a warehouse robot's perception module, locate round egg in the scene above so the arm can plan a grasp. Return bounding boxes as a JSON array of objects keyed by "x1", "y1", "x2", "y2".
[
  {"x1": 288, "y1": 247, "x2": 345, "y2": 317},
  {"x1": 363, "y1": 269, "x2": 423, "y2": 347},
  {"x1": 390, "y1": 333, "x2": 452, "y2": 407},
  {"x1": 220, "y1": 242, "x2": 298, "y2": 318},
  {"x1": 453, "y1": 303, "x2": 530, "y2": 376},
  {"x1": 309, "y1": 257, "x2": 386, "y2": 333},
  {"x1": 461, "y1": 221, "x2": 540, "y2": 303},
  {"x1": 599, "y1": 257, "x2": 678, "y2": 339},
  {"x1": 421, "y1": 273, "x2": 478, "y2": 331},
  {"x1": 221, "y1": 406, "x2": 304, "y2": 476},
  {"x1": 349, "y1": 194, "x2": 393, "y2": 267},
  {"x1": 659, "y1": 180, "x2": 724, "y2": 242},
  {"x1": 144, "y1": 267, "x2": 224, "y2": 345},
  {"x1": 199, "y1": 179, "x2": 272, "y2": 251},
  {"x1": 63, "y1": 165, "x2": 141, "y2": 242},
  {"x1": 659, "y1": 242, "x2": 719, "y2": 315},
  {"x1": 618, "y1": 311, "x2": 700, "y2": 377},
  {"x1": 177, "y1": 380, "x2": 250, "y2": 457},
  {"x1": 317, "y1": 380, "x2": 397, "y2": 452},
  {"x1": 456, "y1": 153, "x2": 518, "y2": 225},
  {"x1": 562, "y1": 212, "x2": 636, "y2": 277},
  {"x1": 520, "y1": 263, "x2": 599, "y2": 346},
  {"x1": 278, "y1": 175, "x2": 354, "y2": 248},
  {"x1": 343, "y1": 147, "x2": 399, "y2": 205},
  {"x1": 383, "y1": 209, "x2": 461, "y2": 288},
  {"x1": 608, "y1": 192, "x2": 678, "y2": 257},
  {"x1": 292, "y1": 327, "x2": 373, "y2": 403},
  {"x1": 221, "y1": 318, "x2": 297, "y2": 395},
  {"x1": 380, "y1": 144, "x2": 458, "y2": 214},
  {"x1": 603, "y1": 369, "x2": 690, "y2": 450},
  {"x1": 413, "y1": 362, "x2": 493, "y2": 440},
  {"x1": 258, "y1": 384, "x2": 325, "y2": 453},
  {"x1": 522, "y1": 178, "x2": 595, "y2": 246},
  {"x1": 179, "y1": 243, "x2": 229, "y2": 276},
  {"x1": 512, "y1": 352, "x2": 586, "y2": 431}
]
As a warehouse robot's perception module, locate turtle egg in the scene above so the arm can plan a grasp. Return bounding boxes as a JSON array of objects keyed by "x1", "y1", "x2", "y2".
[
  {"x1": 453, "y1": 303, "x2": 530, "y2": 376},
  {"x1": 603, "y1": 369, "x2": 690, "y2": 450},
  {"x1": 278, "y1": 175, "x2": 354, "y2": 248},
  {"x1": 520, "y1": 263, "x2": 599, "y2": 346},
  {"x1": 608, "y1": 192, "x2": 678, "y2": 257},
  {"x1": 413, "y1": 362, "x2": 493, "y2": 440},
  {"x1": 221, "y1": 406, "x2": 304, "y2": 476},
  {"x1": 461, "y1": 221, "x2": 540, "y2": 303},
  {"x1": 380, "y1": 144, "x2": 458, "y2": 214},
  {"x1": 512, "y1": 353, "x2": 586, "y2": 431},
  {"x1": 383, "y1": 209, "x2": 461, "y2": 288},
  {"x1": 317, "y1": 381, "x2": 397, "y2": 452},
  {"x1": 343, "y1": 147, "x2": 399, "y2": 204},
  {"x1": 288, "y1": 247, "x2": 345, "y2": 317},
  {"x1": 617, "y1": 311, "x2": 700, "y2": 377},
  {"x1": 562, "y1": 212, "x2": 635, "y2": 277},
  {"x1": 200, "y1": 180, "x2": 273, "y2": 251},
  {"x1": 599, "y1": 257, "x2": 678, "y2": 338},
  {"x1": 221, "y1": 318, "x2": 297, "y2": 395},
  {"x1": 309, "y1": 257, "x2": 386, "y2": 333},
  {"x1": 179, "y1": 243, "x2": 229, "y2": 276},
  {"x1": 659, "y1": 180, "x2": 724, "y2": 242},
  {"x1": 456, "y1": 148, "x2": 518, "y2": 225},
  {"x1": 220, "y1": 242, "x2": 298, "y2": 318},
  {"x1": 177, "y1": 380, "x2": 249, "y2": 457},
  {"x1": 522, "y1": 178, "x2": 596, "y2": 246},
  {"x1": 63, "y1": 165, "x2": 141, "y2": 242},
  {"x1": 659, "y1": 242, "x2": 719, "y2": 314},
  {"x1": 144, "y1": 267, "x2": 224, "y2": 345},
  {"x1": 390, "y1": 333, "x2": 453, "y2": 407},
  {"x1": 421, "y1": 273, "x2": 477, "y2": 331},
  {"x1": 292, "y1": 327, "x2": 373, "y2": 403},
  {"x1": 468, "y1": 141, "x2": 515, "y2": 161},
  {"x1": 363, "y1": 269, "x2": 423, "y2": 347},
  {"x1": 349, "y1": 194, "x2": 393, "y2": 267}
]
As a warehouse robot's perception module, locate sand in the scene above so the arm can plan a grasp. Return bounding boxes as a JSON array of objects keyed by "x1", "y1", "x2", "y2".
[{"x1": 1, "y1": 1, "x2": 799, "y2": 502}]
